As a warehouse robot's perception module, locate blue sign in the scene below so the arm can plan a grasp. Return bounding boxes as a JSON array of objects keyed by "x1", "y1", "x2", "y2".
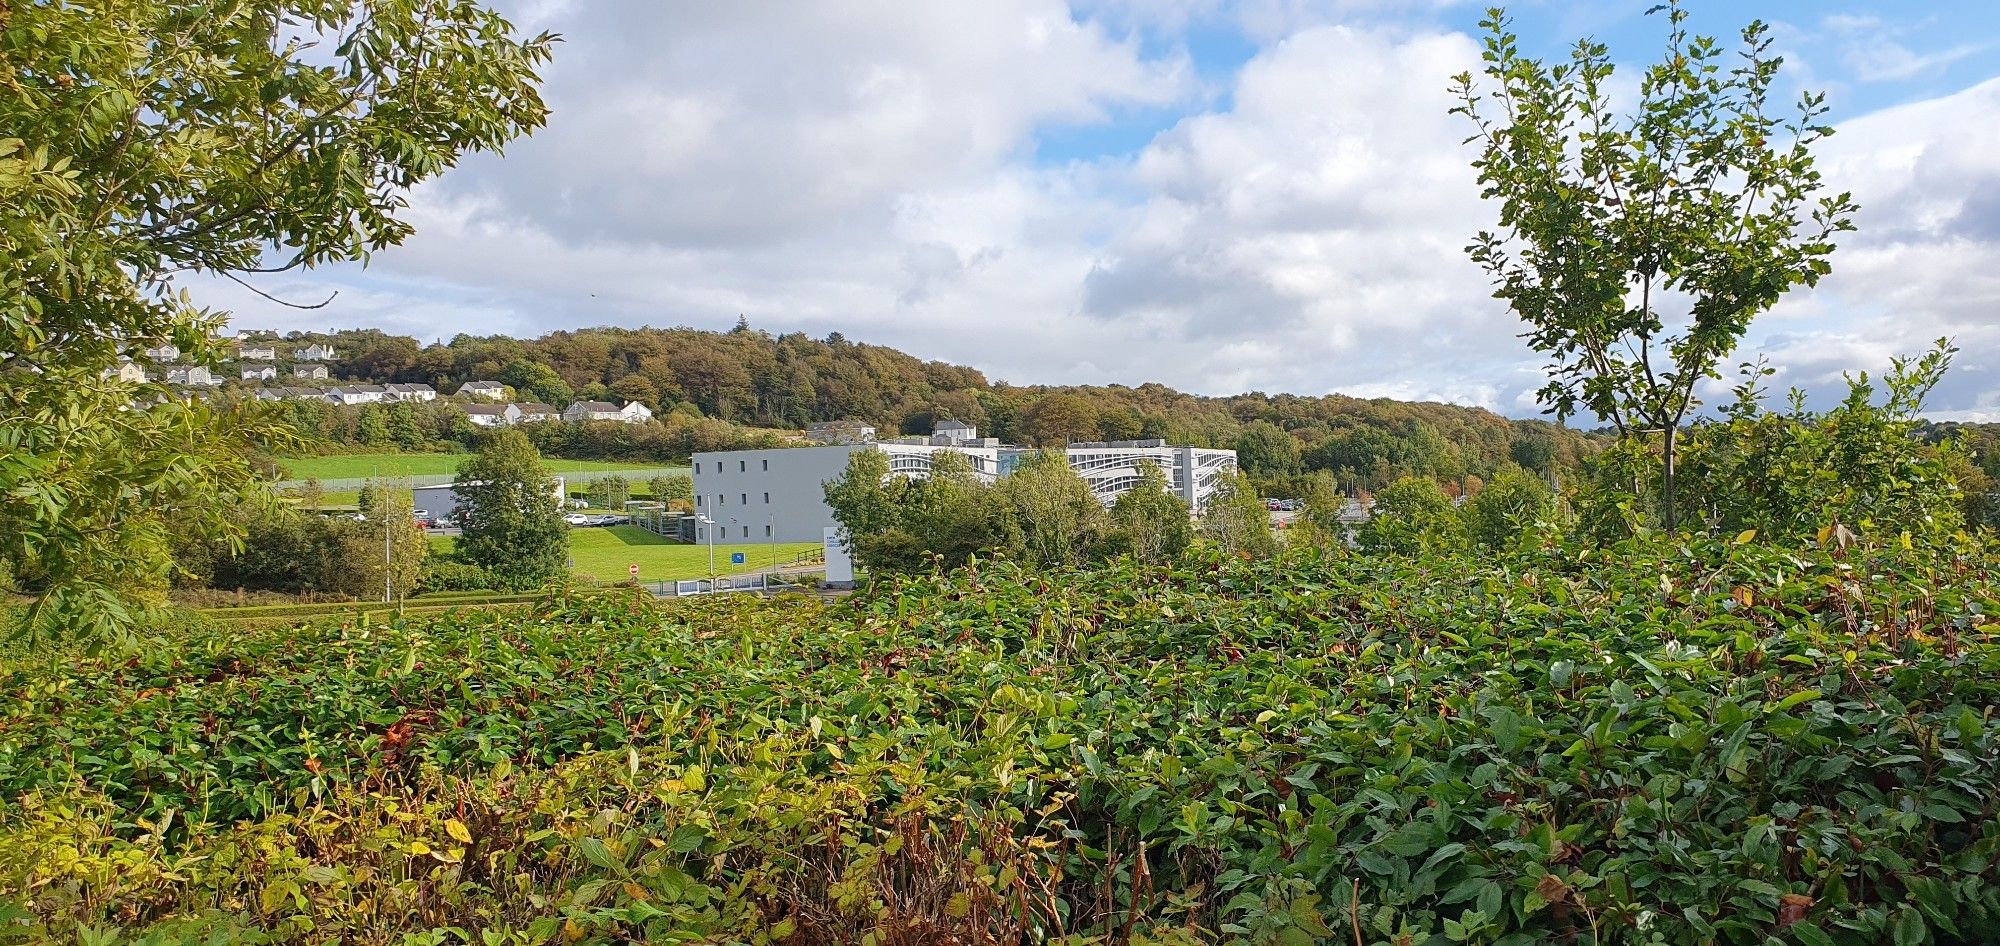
[{"x1": 730, "y1": 552, "x2": 746, "y2": 565}]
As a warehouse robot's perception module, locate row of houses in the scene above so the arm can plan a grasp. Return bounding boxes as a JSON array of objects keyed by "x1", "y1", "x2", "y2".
[
  {"x1": 466, "y1": 400, "x2": 655, "y2": 426},
  {"x1": 141, "y1": 343, "x2": 337, "y2": 363},
  {"x1": 250, "y1": 383, "x2": 439, "y2": 405}
]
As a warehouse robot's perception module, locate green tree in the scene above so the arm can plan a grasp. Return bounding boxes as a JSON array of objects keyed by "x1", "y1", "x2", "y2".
[
  {"x1": 1110, "y1": 461, "x2": 1192, "y2": 564},
  {"x1": 359, "y1": 486, "x2": 427, "y2": 601},
  {"x1": 895, "y1": 450, "x2": 1009, "y2": 571},
  {"x1": 997, "y1": 451, "x2": 1106, "y2": 567},
  {"x1": 1463, "y1": 466, "x2": 1555, "y2": 550},
  {"x1": 824, "y1": 449, "x2": 901, "y2": 555},
  {"x1": 650, "y1": 475, "x2": 694, "y2": 508},
  {"x1": 1291, "y1": 469, "x2": 1352, "y2": 549},
  {"x1": 1359, "y1": 477, "x2": 1465, "y2": 556},
  {"x1": 1234, "y1": 420, "x2": 1301, "y2": 477},
  {"x1": 1453, "y1": 3, "x2": 1856, "y2": 529},
  {"x1": 0, "y1": 0, "x2": 551, "y2": 636},
  {"x1": 454, "y1": 430, "x2": 568, "y2": 590},
  {"x1": 590, "y1": 475, "x2": 631, "y2": 511},
  {"x1": 501, "y1": 361, "x2": 573, "y2": 406},
  {"x1": 1021, "y1": 394, "x2": 1099, "y2": 447},
  {"x1": 1199, "y1": 469, "x2": 1279, "y2": 559}
]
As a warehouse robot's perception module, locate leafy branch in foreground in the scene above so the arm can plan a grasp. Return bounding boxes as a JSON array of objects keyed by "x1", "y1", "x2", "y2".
[{"x1": 0, "y1": 0, "x2": 555, "y2": 637}]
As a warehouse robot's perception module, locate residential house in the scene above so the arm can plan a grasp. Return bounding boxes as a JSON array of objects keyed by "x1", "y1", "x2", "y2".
[
  {"x1": 241, "y1": 365, "x2": 278, "y2": 381},
  {"x1": 293, "y1": 365, "x2": 329, "y2": 380},
  {"x1": 516, "y1": 402, "x2": 559, "y2": 424},
  {"x1": 384, "y1": 382, "x2": 438, "y2": 402},
  {"x1": 293, "y1": 343, "x2": 338, "y2": 361},
  {"x1": 463, "y1": 403, "x2": 521, "y2": 427},
  {"x1": 142, "y1": 343, "x2": 181, "y2": 362},
  {"x1": 105, "y1": 361, "x2": 147, "y2": 384},
  {"x1": 562, "y1": 400, "x2": 653, "y2": 424},
  {"x1": 163, "y1": 365, "x2": 217, "y2": 387},
  {"x1": 457, "y1": 380, "x2": 506, "y2": 400},
  {"x1": 326, "y1": 384, "x2": 388, "y2": 405},
  {"x1": 238, "y1": 346, "x2": 277, "y2": 361}
]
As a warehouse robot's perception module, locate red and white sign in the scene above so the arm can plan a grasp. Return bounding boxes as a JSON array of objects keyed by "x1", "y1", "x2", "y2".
[{"x1": 628, "y1": 563, "x2": 640, "y2": 578}]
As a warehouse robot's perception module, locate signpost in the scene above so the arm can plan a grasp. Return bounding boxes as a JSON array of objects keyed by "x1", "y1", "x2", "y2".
[
  {"x1": 730, "y1": 552, "x2": 746, "y2": 565},
  {"x1": 628, "y1": 563, "x2": 639, "y2": 580}
]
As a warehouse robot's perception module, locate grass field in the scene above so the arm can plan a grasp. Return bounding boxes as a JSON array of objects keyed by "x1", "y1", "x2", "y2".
[
  {"x1": 430, "y1": 526, "x2": 817, "y2": 583},
  {"x1": 279, "y1": 452, "x2": 688, "y2": 482}
]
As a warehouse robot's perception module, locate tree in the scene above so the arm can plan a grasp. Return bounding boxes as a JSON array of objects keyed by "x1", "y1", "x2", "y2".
[
  {"x1": 501, "y1": 361, "x2": 573, "y2": 407},
  {"x1": 651, "y1": 475, "x2": 694, "y2": 510},
  {"x1": 360, "y1": 486, "x2": 428, "y2": 601},
  {"x1": 1453, "y1": 3, "x2": 1855, "y2": 529},
  {"x1": 1110, "y1": 461, "x2": 1192, "y2": 564},
  {"x1": 996, "y1": 451, "x2": 1106, "y2": 568},
  {"x1": 1358, "y1": 477, "x2": 1465, "y2": 556},
  {"x1": 896, "y1": 450, "x2": 1009, "y2": 571},
  {"x1": 1234, "y1": 421, "x2": 1301, "y2": 477},
  {"x1": 0, "y1": 0, "x2": 551, "y2": 636},
  {"x1": 1509, "y1": 433, "x2": 1557, "y2": 475},
  {"x1": 590, "y1": 475, "x2": 632, "y2": 511},
  {"x1": 824, "y1": 449, "x2": 901, "y2": 555},
  {"x1": 1291, "y1": 469, "x2": 1353, "y2": 549},
  {"x1": 1463, "y1": 466, "x2": 1555, "y2": 550},
  {"x1": 454, "y1": 430, "x2": 568, "y2": 590},
  {"x1": 1199, "y1": 470, "x2": 1279, "y2": 559},
  {"x1": 1021, "y1": 394, "x2": 1099, "y2": 447}
]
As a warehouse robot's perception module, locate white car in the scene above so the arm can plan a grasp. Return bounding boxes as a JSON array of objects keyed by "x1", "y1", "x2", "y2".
[{"x1": 563, "y1": 513, "x2": 591, "y2": 526}]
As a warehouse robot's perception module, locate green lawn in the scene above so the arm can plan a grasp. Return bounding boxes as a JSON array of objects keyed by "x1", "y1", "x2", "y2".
[
  {"x1": 429, "y1": 527, "x2": 817, "y2": 583},
  {"x1": 279, "y1": 452, "x2": 687, "y2": 482}
]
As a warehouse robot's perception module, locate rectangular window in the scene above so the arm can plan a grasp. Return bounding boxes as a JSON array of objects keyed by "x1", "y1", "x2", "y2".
[
  {"x1": 762, "y1": 459, "x2": 769, "y2": 471},
  {"x1": 717, "y1": 494, "x2": 724, "y2": 505},
  {"x1": 696, "y1": 495, "x2": 703, "y2": 507},
  {"x1": 739, "y1": 460, "x2": 746, "y2": 472},
  {"x1": 764, "y1": 524, "x2": 771, "y2": 537},
  {"x1": 763, "y1": 492, "x2": 770, "y2": 503},
  {"x1": 740, "y1": 493, "x2": 747, "y2": 505},
  {"x1": 694, "y1": 462, "x2": 701, "y2": 474},
  {"x1": 742, "y1": 525, "x2": 750, "y2": 538}
]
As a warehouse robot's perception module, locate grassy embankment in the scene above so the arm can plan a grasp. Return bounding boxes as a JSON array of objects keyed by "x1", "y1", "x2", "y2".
[{"x1": 431, "y1": 526, "x2": 818, "y2": 583}]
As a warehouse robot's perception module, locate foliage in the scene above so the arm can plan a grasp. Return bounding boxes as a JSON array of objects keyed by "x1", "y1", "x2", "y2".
[
  {"x1": 412, "y1": 559, "x2": 495, "y2": 595},
  {"x1": 1577, "y1": 344, "x2": 1971, "y2": 546},
  {"x1": 1234, "y1": 420, "x2": 1302, "y2": 476},
  {"x1": 651, "y1": 474, "x2": 695, "y2": 506},
  {"x1": 453, "y1": 431, "x2": 569, "y2": 590},
  {"x1": 1463, "y1": 466, "x2": 1556, "y2": 550},
  {"x1": 1, "y1": 533, "x2": 1996, "y2": 943},
  {"x1": 996, "y1": 451, "x2": 1109, "y2": 568},
  {"x1": 590, "y1": 475, "x2": 632, "y2": 511},
  {"x1": 0, "y1": 0, "x2": 552, "y2": 638},
  {"x1": 1199, "y1": 469, "x2": 1279, "y2": 559},
  {"x1": 502, "y1": 360, "x2": 573, "y2": 407},
  {"x1": 1359, "y1": 476, "x2": 1467, "y2": 556},
  {"x1": 1109, "y1": 461, "x2": 1194, "y2": 564},
  {"x1": 1452, "y1": 2, "x2": 1856, "y2": 527}
]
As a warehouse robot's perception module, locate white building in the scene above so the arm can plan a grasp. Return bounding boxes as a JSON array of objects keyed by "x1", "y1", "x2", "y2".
[
  {"x1": 241, "y1": 365, "x2": 278, "y2": 381},
  {"x1": 563, "y1": 399, "x2": 653, "y2": 424},
  {"x1": 294, "y1": 365, "x2": 328, "y2": 380},
  {"x1": 105, "y1": 360, "x2": 147, "y2": 384},
  {"x1": 162, "y1": 365, "x2": 218, "y2": 387},
  {"x1": 326, "y1": 384, "x2": 387, "y2": 405},
  {"x1": 239, "y1": 346, "x2": 277, "y2": 361},
  {"x1": 516, "y1": 402, "x2": 558, "y2": 423},
  {"x1": 142, "y1": 343, "x2": 180, "y2": 362},
  {"x1": 384, "y1": 383, "x2": 437, "y2": 402},
  {"x1": 691, "y1": 435, "x2": 1237, "y2": 544},
  {"x1": 457, "y1": 380, "x2": 506, "y2": 400},
  {"x1": 294, "y1": 344, "x2": 338, "y2": 361},
  {"x1": 930, "y1": 420, "x2": 978, "y2": 446},
  {"x1": 463, "y1": 403, "x2": 520, "y2": 427}
]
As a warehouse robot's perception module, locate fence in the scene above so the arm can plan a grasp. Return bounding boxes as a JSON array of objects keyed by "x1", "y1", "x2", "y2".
[
  {"x1": 640, "y1": 573, "x2": 808, "y2": 597},
  {"x1": 275, "y1": 467, "x2": 690, "y2": 492}
]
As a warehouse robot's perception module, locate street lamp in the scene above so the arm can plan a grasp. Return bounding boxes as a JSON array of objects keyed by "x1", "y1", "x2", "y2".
[{"x1": 698, "y1": 515, "x2": 715, "y2": 582}]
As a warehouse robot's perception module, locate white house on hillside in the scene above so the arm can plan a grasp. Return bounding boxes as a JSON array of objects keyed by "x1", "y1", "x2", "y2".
[
  {"x1": 384, "y1": 383, "x2": 437, "y2": 402},
  {"x1": 464, "y1": 403, "x2": 521, "y2": 427},
  {"x1": 294, "y1": 365, "x2": 328, "y2": 380},
  {"x1": 294, "y1": 344, "x2": 338, "y2": 361},
  {"x1": 239, "y1": 346, "x2": 277, "y2": 361},
  {"x1": 326, "y1": 385, "x2": 387, "y2": 405},
  {"x1": 105, "y1": 361, "x2": 147, "y2": 384},
  {"x1": 163, "y1": 365, "x2": 218, "y2": 387},
  {"x1": 516, "y1": 402, "x2": 559, "y2": 423},
  {"x1": 142, "y1": 343, "x2": 181, "y2": 362},
  {"x1": 562, "y1": 400, "x2": 653, "y2": 424},
  {"x1": 457, "y1": 380, "x2": 506, "y2": 400},
  {"x1": 241, "y1": 365, "x2": 278, "y2": 381}
]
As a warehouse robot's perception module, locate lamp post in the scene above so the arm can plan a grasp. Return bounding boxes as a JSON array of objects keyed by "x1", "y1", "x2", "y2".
[{"x1": 698, "y1": 515, "x2": 715, "y2": 582}]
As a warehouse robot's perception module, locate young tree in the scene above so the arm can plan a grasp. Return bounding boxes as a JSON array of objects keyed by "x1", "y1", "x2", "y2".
[
  {"x1": 824, "y1": 449, "x2": 902, "y2": 555},
  {"x1": 1359, "y1": 477, "x2": 1466, "y2": 556},
  {"x1": 1291, "y1": 469, "x2": 1353, "y2": 549},
  {"x1": 651, "y1": 475, "x2": 695, "y2": 512},
  {"x1": 997, "y1": 451, "x2": 1107, "y2": 568},
  {"x1": 1463, "y1": 466, "x2": 1556, "y2": 550},
  {"x1": 591, "y1": 475, "x2": 631, "y2": 511},
  {"x1": 1452, "y1": 3, "x2": 1856, "y2": 529},
  {"x1": 0, "y1": 1, "x2": 552, "y2": 636},
  {"x1": 1199, "y1": 469, "x2": 1280, "y2": 559},
  {"x1": 1110, "y1": 461, "x2": 1193, "y2": 564},
  {"x1": 454, "y1": 430, "x2": 568, "y2": 590},
  {"x1": 358, "y1": 487, "x2": 428, "y2": 601}
]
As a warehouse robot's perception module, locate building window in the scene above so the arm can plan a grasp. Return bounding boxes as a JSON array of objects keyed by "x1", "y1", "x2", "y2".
[
  {"x1": 696, "y1": 495, "x2": 703, "y2": 507},
  {"x1": 740, "y1": 493, "x2": 747, "y2": 505},
  {"x1": 764, "y1": 524, "x2": 771, "y2": 537},
  {"x1": 717, "y1": 494, "x2": 724, "y2": 505},
  {"x1": 739, "y1": 460, "x2": 746, "y2": 472},
  {"x1": 762, "y1": 459, "x2": 769, "y2": 471},
  {"x1": 763, "y1": 492, "x2": 770, "y2": 503},
  {"x1": 742, "y1": 525, "x2": 750, "y2": 538},
  {"x1": 694, "y1": 462, "x2": 701, "y2": 474}
]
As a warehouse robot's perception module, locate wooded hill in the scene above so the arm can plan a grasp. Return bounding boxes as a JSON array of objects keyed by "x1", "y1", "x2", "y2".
[{"x1": 256, "y1": 321, "x2": 1596, "y2": 485}]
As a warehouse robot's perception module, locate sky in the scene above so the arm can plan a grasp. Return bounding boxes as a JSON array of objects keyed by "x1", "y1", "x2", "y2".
[{"x1": 204, "y1": 0, "x2": 2000, "y2": 420}]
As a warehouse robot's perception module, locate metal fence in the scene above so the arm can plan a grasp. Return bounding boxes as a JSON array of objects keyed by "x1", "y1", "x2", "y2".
[{"x1": 640, "y1": 573, "x2": 807, "y2": 597}]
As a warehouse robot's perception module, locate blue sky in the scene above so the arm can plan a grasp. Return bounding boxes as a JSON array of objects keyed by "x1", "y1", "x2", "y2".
[{"x1": 207, "y1": 0, "x2": 2000, "y2": 419}]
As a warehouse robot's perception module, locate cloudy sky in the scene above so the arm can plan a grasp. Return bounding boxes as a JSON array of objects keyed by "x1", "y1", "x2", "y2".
[{"x1": 209, "y1": 1, "x2": 2000, "y2": 419}]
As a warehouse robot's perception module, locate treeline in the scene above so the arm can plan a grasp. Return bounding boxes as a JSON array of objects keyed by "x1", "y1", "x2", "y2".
[
  {"x1": 256, "y1": 395, "x2": 789, "y2": 464},
  {"x1": 257, "y1": 322, "x2": 1596, "y2": 488}
]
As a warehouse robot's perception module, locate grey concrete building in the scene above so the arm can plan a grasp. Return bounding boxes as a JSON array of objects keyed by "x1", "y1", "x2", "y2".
[{"x1": 691, "y1": 437, "x2": 1237, "y2": 544}]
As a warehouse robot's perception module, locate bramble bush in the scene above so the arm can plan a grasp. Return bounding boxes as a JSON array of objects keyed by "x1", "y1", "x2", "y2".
[{"x1": 0, "y1": 528, "x2": 1993, "y2": 944}]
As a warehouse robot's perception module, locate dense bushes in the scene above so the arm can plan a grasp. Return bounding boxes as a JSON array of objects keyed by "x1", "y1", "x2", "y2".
[{"x1": 1, "y1": 532, "x2": 1994, "y2": 944}]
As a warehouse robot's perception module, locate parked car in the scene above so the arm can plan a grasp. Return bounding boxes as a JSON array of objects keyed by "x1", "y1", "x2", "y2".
[
  {"x1": 563, "y1": 513, "x2": 592, "y2": 526},
  {"x1": 1265, "y1": 498, "x2": 1283, "y2": 511}
]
